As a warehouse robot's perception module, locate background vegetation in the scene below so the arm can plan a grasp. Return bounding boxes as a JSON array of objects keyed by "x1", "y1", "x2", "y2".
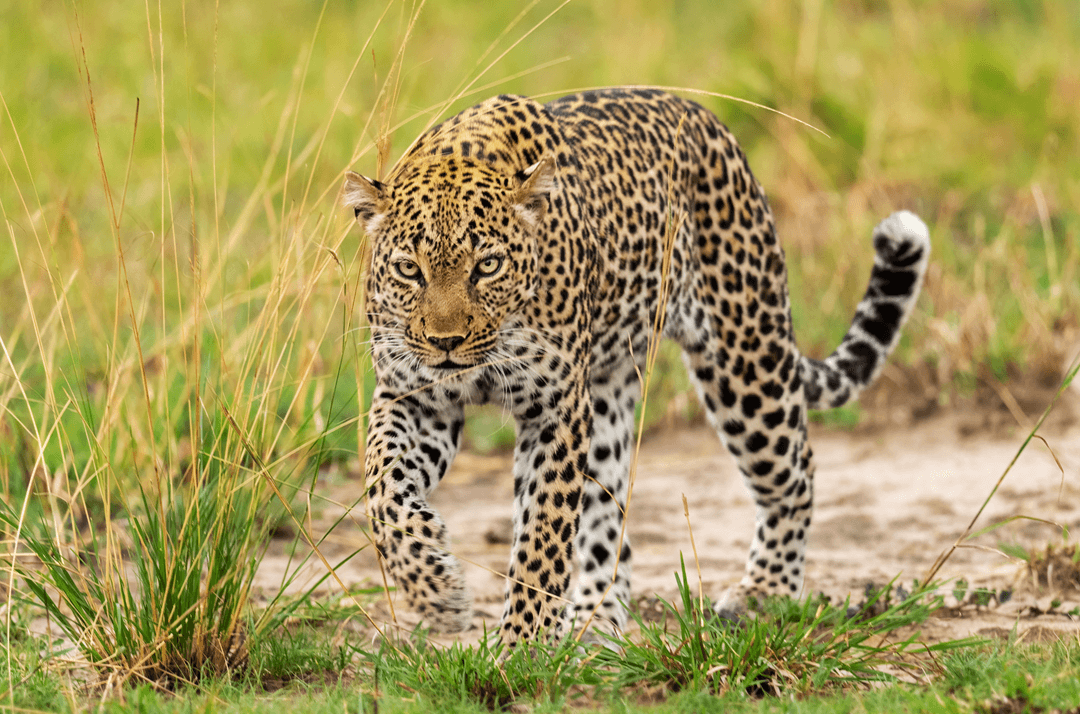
[{"x1": 1, "y1": 0, "x2": 1078, "y2": 711}]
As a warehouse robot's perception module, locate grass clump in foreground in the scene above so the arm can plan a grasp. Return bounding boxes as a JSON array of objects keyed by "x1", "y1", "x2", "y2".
[
  {"x1": 359, "y1": 626, "x2": 601, "y2": 711},
  {"x1": 0, "y1": 418, "x2": 266, "y2": 687},
  {"x1": 349, "y1": 571, "x2": 979, "y2": 711},
  {"x1": 1, "y1": 411, "x2": 375, "y2": 692},
  {"x1": 598, "y1": 567, "x2": 974, "y2": 700},
  {"x1": 5, "y1": 556, "x2": 1079, "y2": 712}
]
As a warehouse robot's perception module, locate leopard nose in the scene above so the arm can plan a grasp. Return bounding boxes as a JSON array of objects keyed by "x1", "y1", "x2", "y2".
[{"x1": 427, "y1": 335, "x2": 466, "y2": 352}]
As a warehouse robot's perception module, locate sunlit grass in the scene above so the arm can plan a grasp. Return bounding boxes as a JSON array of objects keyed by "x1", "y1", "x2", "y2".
[
  {"x1": 1, "y1": 424, "x2": 262, "y2": 685},
  {"x1": 0, "y1": 0, "x2": 389, "y2": 693},
  {"x1": 597, "y1": 564, "x2": 969, "y2": 698}
]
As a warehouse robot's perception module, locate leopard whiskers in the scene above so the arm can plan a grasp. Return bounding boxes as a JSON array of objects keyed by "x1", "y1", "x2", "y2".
[
  {"x1": 485, "y1": 352, "x2": 516, "y2": 411},
  {"x1": 374, "y1": 336, "x2": 419, "y2": 377},
  {"x1": 488, "y1": 341, "x2": 548, "y2": 387},
  {"x1": 506, "y1": 324, "x2": 568, "y2": 351},
  {"x1": 486, "y1": 346, "x2": 532, "y2": 408}
]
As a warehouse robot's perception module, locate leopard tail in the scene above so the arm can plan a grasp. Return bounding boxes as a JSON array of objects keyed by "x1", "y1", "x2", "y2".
[{"x1": 799, "y1": 210, "x2": 931, "y2": 411}]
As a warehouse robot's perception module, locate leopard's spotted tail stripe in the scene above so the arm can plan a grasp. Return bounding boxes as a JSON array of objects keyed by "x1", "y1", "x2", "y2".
[{"x1": 800, "y1": 211, "x2": 930, "y2": 410}]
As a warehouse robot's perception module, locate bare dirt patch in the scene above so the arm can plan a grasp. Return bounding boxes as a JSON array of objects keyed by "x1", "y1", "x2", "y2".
[{"x1": 256, "y1": 402, "x2": 1080, "y2": 646}]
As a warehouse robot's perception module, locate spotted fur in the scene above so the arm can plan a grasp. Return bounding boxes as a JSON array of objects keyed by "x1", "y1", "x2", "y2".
[{"x1": 343, "y1": 88, "x2": 930, "y2": 644}]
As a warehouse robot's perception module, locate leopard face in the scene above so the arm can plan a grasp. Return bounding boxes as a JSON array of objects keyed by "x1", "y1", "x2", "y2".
[{"x1": 346, "y1": 156, "x2": 556, "y2": 384}]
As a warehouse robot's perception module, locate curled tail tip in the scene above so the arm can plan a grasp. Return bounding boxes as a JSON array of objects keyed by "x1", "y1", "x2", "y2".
[
  {"x1": 803, "y1": 210, "x2": 932, "y2": 411},
  {"x1": 873, "y1": 210, "x2": 931, "y2": 267}
]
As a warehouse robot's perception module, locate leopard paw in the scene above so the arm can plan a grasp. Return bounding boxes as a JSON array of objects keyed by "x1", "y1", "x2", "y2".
[
  {"x1": 406, "y1": 551, "x2": 473, "y2": 633},
  {"x1": 712, "y1": 582, "x2": 767, "y2": 624}
]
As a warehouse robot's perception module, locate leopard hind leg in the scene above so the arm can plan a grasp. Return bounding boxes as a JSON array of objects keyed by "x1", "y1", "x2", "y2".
[{"x1": 679, "y1": 320, "x2": 814, "y2": 619}]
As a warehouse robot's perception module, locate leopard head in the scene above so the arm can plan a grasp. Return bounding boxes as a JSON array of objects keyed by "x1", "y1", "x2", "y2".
[{"x1": 344, "y1": 155, "x2": 556, "y2": 382}]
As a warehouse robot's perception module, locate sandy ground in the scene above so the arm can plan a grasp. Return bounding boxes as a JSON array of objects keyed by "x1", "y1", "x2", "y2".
[{"x1": 257, "y1": 395, "x2": 1080, "y2": 647}]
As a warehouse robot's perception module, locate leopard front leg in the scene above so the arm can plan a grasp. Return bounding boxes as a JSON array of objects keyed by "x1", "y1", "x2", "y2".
[
  {"x1": 500, "y1": 378, "x2": 590, "y2": 645},
  {"x1": 566, "y1": 365, "x2": 642, "y2": 639},
  {"x1": 364, "y1": 390, "x2": 471, "y2": 632}
]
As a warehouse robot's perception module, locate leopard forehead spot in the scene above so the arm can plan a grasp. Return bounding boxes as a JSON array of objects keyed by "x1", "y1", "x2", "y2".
[
  {"x1": 385, "y1": 161, "x2": 518, "y2": 249},
  {"x1": 347, "y1": 88, "x2": 929, "y2": 644}
]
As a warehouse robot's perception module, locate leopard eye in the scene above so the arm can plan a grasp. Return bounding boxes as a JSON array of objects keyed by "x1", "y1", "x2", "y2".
[
  {"x1": 474, "y1": 256, "x2": 504, "y2": 278},
  {"x1": 395, "y1": 259, "x2": 421, "y2": 281}
]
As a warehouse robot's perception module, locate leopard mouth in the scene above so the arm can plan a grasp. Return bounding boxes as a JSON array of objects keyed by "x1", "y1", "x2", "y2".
[{"x1": 432, "y1": 359, "x2": 468, "y2": 370}]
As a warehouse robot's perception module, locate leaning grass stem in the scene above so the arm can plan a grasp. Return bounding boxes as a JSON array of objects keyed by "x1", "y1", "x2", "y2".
[
  {"x1": 220, "y1": 404, "x2": 386, "y2": 639},
  {"x1": 923, "y1": 348, "x2": 1080, "y2": 584},
  {"x1": 682, "y1": 494, "x2": 706, "y2": 619}
]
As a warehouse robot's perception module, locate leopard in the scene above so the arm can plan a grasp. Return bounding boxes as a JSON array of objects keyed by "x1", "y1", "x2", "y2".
[{"x1": 342, "y1": 87, "x2": 930, "y2": 645}]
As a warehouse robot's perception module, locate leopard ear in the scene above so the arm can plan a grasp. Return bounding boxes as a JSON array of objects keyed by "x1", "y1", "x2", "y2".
[
  {"x1": 513, "y1": 155, "x2": 557, "y2": 224},
  {"x1": 343, "y1": 171, "x2": 389, "y2": 229}
]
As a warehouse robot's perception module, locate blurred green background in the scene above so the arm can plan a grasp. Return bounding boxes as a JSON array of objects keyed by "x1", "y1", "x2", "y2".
[{"x1": 1, "y1": 0, "x2": 1078, "y2": 484}]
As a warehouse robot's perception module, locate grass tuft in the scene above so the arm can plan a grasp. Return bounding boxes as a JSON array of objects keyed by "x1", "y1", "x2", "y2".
[
  {"x1": 358, "y1": 626, "x2": 599, "y2": 710},
  {"x1": 1021, "y1": 543, "x2": 1080, "y2": 594},
  {"x1": 346, "y1": 567, "x2": 984, "y2": 710},
  {"x1": 1, "y1": 417, "x2": 265, "y2": 687},
  {"x1": 598, "y1": 562, "x2": 977, "y2": 699}
]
